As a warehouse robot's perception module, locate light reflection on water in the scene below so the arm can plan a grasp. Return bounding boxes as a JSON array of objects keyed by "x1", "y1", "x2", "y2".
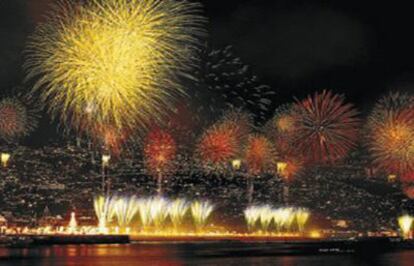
[{"x1": 1, "y1": 243, "x2": 414, "y2": 266}]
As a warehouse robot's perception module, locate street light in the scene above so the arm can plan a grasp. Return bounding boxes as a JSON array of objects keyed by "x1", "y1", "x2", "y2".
[
  {"x1": 276, "y1": 161, "x2": 288, "y2": 176},
  {"x1": 276, "y1": 161, "x2": 289, "y2": 204},
  {"x1": 102, "y1": 154, "x2": 111, "y2": 167},
  {"x1": 388, "y1": 174, "x2": 397, "y2": 183},
  {"x1": 232, "y1": 159, "x2": 242, "y2": 170},
  {"x1": 1, "y1": 153, "x2": 10, "y2": 168},
  {"x1": 101, "y1": 154, "x2": 111, "y2": 194}
]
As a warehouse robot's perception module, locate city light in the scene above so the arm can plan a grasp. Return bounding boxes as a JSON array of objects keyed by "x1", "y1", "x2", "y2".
[
  {"x1": 102, "y1": 155, "x2": 111, "y2": 167},
  {"x1": 232, "y1": 159, "x2": 242, "y2": 170},
  {"x1": 1, "y1": 152, "x2": 10, "y2": 168},
  {"x1": 276, "y1": 161, "x2": 288, "y2": 176}
]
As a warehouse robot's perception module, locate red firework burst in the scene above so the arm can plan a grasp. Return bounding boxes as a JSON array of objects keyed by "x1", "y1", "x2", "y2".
[
  {"x1": 243, "y1": 134, "x2": 276, "y2": 175},
  {"x1": 276, "y1": 155, "x2": 305, "y2": 181},
  {"x1": 197, "y1": 111, "x2": 250, "y2": 168},
  {"x1": 0, "y1": 97, "x2": 36, "y2": 142},
  {"x1": 91, "y1": 124, "x2": 129, "y2": 156},
  {"x1": 401, "y1": 172, "x2": 414, "y2": 183},
  {"x1": 197, "y1": 123, "x2": 240, "y2": 167},
  {"x1": 367, "y1": 92, "x2": 414, "y2": 175},
  {"x1": 292, "y1": 90, "x2": 360, "y2": 164},
  {"x1": 403, "y1": 185, "x2": 414, "y2": 199},
  {"x1": 143, "y1": 129, "x2": 177, "y2": 176}
]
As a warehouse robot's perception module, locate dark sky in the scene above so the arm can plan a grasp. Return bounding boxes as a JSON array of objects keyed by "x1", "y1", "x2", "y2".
[{"x1": 1, "y1": 0, "x2": 414, "y2": 113}]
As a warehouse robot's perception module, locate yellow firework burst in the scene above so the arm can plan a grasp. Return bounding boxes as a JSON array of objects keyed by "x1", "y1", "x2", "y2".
[{"x1": 25, "y1": 0, "x2": 206, "y2": 133}]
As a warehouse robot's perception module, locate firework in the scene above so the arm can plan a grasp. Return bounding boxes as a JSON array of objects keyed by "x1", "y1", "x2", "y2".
[
  {"x1": 403, "y1": 184, "x2": 414, "y2": 199},
  {"x1": 244, "y1": 206, "x2": 261, "y2": 231},
  {"x1": 137, "y1": 199, "x2": 152, "y2": 228},
  {"x1": 266, "y1": 104, "x2": 297, "y2": 134},
  {"x1": 366, "y1": 92, "x2": 414, "y2": 175},
  {"x1": 197, "y1": 111, "x2": 250, "y2": 169},
  {"x1": 244, "y1": 205, "x2": 310, "y2": 233},
  {"x1": 223, "y1": 110, "x2": 253, "y2": 139},
  {"x1": 143, "y1": 129, "x2": 177, "y2": 195},
  {"x1": 243, "y1": 134, "x2": 276, "y2": 175},
  {"x1": 272, "y1": 208, "x2": 285, "y2": 232},
  {"x1": 190, "y1": 200, "x2": 214, "y2": 230},
  {"x1": 25, "y1": 0, "x2": 205, "y2": 134},
  {"x1": 115, "y1": 196, "x2": 139, "y2": 228},
  {"x1": 265, "y1": 104, "x2": 297, "y2": 156},
  {"x1": 197, "y1": 45, "x2": 274, "y2": 123},
  {"x1": 0, "y1": 97, "x2": 37, "y2": 143},
  {"x1": 259, "y1": 205, "x2": 273, "y2": 232},
  {"x1": 295, "y1": 208, "x2": 310, "y2": 232},
  {"x1": 277, "y1": 208, "x2": 295, "y2": 232},
  {"x1": 398, "y1": 215, "x2": 413, "y2": 239},
  {"x1": 90, "y1": 124, "x2": 130, "y2": 156},
  {"x1": 94, "y1": 195, "x2": 118, "y2": 233},
  {"x1": 168, "y1": 199, "x2": 190, "y2": 229},
  {"x1": 292, "y1": 90, "x2": 360, "y2": 164},
  {"x1": 243, "y1": 134, "x2": 275, "y2": 204},
  {"x1": 149, "y1": 197, "x2": 169, "y2": 227},
  {"x1": 276, "y1": 156, "x2": 305, "y2": 181}
]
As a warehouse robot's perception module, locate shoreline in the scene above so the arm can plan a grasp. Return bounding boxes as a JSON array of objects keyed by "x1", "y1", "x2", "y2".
[{"x1": 1, "y1": 235, "x2": 413, "y2": 255}]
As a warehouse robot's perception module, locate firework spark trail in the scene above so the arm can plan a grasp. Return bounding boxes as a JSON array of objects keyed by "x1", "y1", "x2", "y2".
[
  {"x1": 198, "y1": 46, "x2": 274, "y2": 123},
  {"x1": 244, "y1": 206, "x2": 261, "y2": 231},
  {"x1": 25, "y1": 0, "x2": 206, "y2": 134},
  {"x1": 149, "y1": 197, "x2": 170, "y2": 227},
  {"x1": 244, "y1": 205, "x2": 311, "y2": 233},
  {"x1": 190, "y1": 200, "x2": 214, "y2": 230},
  {"x1": 168, "y1": 199, "x2": 190, "y2": 229},
  {"x1": 144, "y1": 129, "x2": 177, "y2": 195},
  {"x1": 259, "y1": 205, "x2": 273, "y2": 232},
  {"x1": 292, "y1": 90, "x2": 360, "y2": 164},
  {"x1": 137, "y1": 198, "x2": 152, "y2": 228},
  {"x1": 367, "y1": 92, "x2": 414, "y2": 175},
  {"x1": 398, "y1": 215, "x2": 413, "y2": 238},
  {"x1": 115, "y1": 196, "x2": 140, "y2": 227},
  {"x1": 295, "y1": 208, "x2": 310, "y2": 232},
  {"x1": 272, "y1": 208, "x2": 284, "y2": 232},
  {"x1": 94, "y1": 195, "x2": 118, "y2": 232}
]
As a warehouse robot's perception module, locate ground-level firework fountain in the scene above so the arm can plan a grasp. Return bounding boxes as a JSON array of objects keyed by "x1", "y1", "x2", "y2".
[
  {"x1": 244, "y1": 205, "x2": 310, "y2": 234},
  {"x1": 93, "y1": 196, "x2": 216, "y2": 236}
]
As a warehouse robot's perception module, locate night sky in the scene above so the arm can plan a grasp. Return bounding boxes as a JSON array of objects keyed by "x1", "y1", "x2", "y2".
[{"x1": 1, "y1": 0, "x2": 414, "y2": 140}]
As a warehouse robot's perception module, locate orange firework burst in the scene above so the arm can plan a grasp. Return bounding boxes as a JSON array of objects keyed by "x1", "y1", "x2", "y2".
[
  {"x1": 243, "y1": 134, "x2": 276, "y2": 175},
  {"x1": 143, "y1": 129, "x2": 177, "y2": 176},
  {"x1": 0, "y1": 97, "x2": 37, "y2": 143},
  {"x1": 276, "y1": 156, "x2": 305, "y2": 181},
  {"x1": 92, "y1": 124, "x2": 129, "y2": 156},
  {"x1": 197, "y1": 110, "x2": 251, "y2": 169},
  {"x1": 367, "y1": 92, "x2": 414, "y2": 175},
  {"x1": 272, "y1": 105, "x2": 297, "y2": 134},
  {"x1": 223, "y1": 110, "x2": 253, "y2": 139},
  {"x1": 265, "y1": 104, "x2": 298, "y2": 157},
  {"x1": 292, "y1": 90, "x2": 360, "y2": 164}
]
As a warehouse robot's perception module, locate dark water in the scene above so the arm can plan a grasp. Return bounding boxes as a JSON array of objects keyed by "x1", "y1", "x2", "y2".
[{"x1": 1, "y1": 243, "x2": 413, "y2": 266}]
